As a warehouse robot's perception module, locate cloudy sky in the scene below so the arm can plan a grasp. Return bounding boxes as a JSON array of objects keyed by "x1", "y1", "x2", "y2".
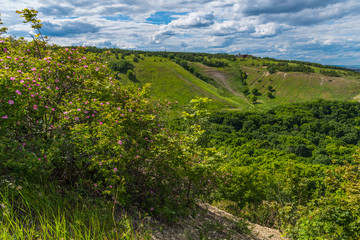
[{"x1": 1, "y1": 0, "x2": 360, "y2": 65}]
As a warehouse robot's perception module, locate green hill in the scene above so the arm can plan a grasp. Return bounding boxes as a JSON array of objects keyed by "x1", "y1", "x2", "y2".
[{"x1": 95, "y1": 49, "x2": 360, "y2": 111}]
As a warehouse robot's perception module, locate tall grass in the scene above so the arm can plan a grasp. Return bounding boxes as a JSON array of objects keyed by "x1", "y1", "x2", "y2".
[{"x1": 0, "y1": 181, "x2": 151, "y2": 239}]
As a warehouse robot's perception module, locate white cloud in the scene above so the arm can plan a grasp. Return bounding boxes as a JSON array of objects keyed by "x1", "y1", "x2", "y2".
[
  {"x1": 207, "y1": 20, "x2": 256, "y2": 36},
  {"x1": 150, "y1": 28, "x2": 177, "y2": 44},
  {"x1": 150, "y1": 12, "x2": 215, "y2": 44},
  {"x1": 168, "y1": 12, "x2": 215, "y2": 28},
  {"x1": 251, "y1": 23, "x2": 292, "y2": 37},
  {"x1": 0, "y1": 0, "x2": 359, "y2": 64}
]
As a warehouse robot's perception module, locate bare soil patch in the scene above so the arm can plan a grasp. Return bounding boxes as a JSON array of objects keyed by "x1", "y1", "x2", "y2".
[{"x1": 149, "y1": 203, "x2": 288, "y2": 240}]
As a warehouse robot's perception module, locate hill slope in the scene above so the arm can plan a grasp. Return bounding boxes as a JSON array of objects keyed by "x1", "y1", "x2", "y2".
[{"x1": 102, "y1": 50, "x2": 360, "y2": 111}]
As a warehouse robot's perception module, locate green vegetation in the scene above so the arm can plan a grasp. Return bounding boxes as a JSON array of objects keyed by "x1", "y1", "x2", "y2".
[
  {"x1": 0, "y1": 182, "x2": 150, "y2": 239},
  {"x1": 2, "y1": 9, "x2": 360, "y2": 239},
  {"x1": 200, "y1": 100, "x2": 360, "y2": 238},
  {"x1": 0, "y1": 10, "x2": 220, "y2": 239},
  {"x1": 85, "y1": 44, "x2": 360, "y2": 112},
  {"x1": 267, "y1": 62, "x2": 314, "y2": 74}
]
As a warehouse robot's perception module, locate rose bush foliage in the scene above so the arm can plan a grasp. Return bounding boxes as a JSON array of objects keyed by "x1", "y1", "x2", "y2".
[{"x1": 0, "y1": 12, "x2": 219, "y2": 213}]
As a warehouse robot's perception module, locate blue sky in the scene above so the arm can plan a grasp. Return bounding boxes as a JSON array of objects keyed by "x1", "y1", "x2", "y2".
[{"x1": 1, "y1": 0, "x2": 360, "y2": 65}]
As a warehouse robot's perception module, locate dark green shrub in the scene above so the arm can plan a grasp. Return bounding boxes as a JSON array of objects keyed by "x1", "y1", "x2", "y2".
[
  {"x1": 0, "y1": 10, "x2": 219, "y2": 216},
  {"x1": 108, "y1": 59, "x2": 133, "y2": 73}
]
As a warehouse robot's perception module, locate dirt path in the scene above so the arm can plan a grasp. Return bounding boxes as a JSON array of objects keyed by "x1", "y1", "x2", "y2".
[{"x1": 150, "y1": 203, "x2": 288, "y2": 240}]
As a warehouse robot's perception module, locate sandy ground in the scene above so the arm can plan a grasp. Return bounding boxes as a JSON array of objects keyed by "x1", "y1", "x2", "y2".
[{"x1": 149, "y1": 203, "x2": 288, "y2": 240}]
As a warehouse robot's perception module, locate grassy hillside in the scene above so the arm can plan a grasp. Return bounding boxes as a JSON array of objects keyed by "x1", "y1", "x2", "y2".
[
  {"x1": 227, "y1": 59, "x2": 360, "y2": 109},
  {"x1": 116, "y1": 55, "x2": 255, "y2": 112},
  {"x1": 101, "y1": 51, "x2": 360, "y2": 112}
]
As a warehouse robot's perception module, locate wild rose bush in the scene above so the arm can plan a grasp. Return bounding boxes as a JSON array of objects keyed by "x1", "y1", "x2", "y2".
[{"x1": 0, "y1": 12, "x2": 219, "y2": 213}]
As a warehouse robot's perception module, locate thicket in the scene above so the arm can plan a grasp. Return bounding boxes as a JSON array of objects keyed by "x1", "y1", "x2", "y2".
[
  {"x1": 199, "y1": 100, "x2": 360, "y2": 238},
  {"x1": 85, "y1": 47, "x2": 237, "y2": 62},
  {"x1": 319, "y1": 69, "x2": 341, "y2": 77},
  {"x1": 267, "y1": 63, "x2": 314, "y2": 74},
  {"x1": 0, "y1": 10, "x2": 221, "y2": 238},
  {"x1": 263, "y1": 57, "x2": 355, "y2": 72},
  {"x1": 108, "y1": 59, "x2": 133, "y2": 73}
]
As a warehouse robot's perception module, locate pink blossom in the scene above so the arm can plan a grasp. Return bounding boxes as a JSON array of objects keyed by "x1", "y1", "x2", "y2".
[
  {"x1": 2, "y1": 115, "x2": 8, "y2": 119},
  {"x1": 33, "y1": 105, "x2": 38, "y2": 110},
  {"x1": 10, "y1": 77, "x2": 15, "y2": 80},
  {"x1": 15, "y1": 90, "x2": 21, "y2": 95},
  {"x1": 8, "y1": 100, "x2": 14, "y2": 105},
  {"x1": 114, "y1": 168, "x2": 118, "y2": 172},
  {"x1": 150, "y1": 207, "x2": 154, "y2": 211}
]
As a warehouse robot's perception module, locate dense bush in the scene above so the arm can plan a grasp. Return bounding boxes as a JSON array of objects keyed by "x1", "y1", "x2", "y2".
[
  {"x1": 320, "y1": 69, "x2": 341, "y2": 77},
  {"x1": 108, "y1": 59, "x2": 133, "y2": 73},
  {"x1": 202, "y1": 100, "x2": 360, "y2": 234},
  {"x1": 0, "y1": 10, "x2": 218, "y2": 216},
  {"x1": 267, "y1": 63, "x2": 314, "y2": 74},
  {"x1": 286, "y1": 150, "x2": 360, "y2": 239}
]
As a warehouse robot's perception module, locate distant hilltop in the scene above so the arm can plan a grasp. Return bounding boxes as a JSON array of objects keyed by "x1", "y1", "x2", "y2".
[{"x1": 340, "y1": 65, "x2": 360, "y2": 72}]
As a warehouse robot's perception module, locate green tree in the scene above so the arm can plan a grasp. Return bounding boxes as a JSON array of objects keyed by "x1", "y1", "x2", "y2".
[
  {"x1": 267, "y1": 92, "x2": 275, "y2": 99},
  {"x1": 249, "y1": 95, "x2": 258, "y2": 104}
]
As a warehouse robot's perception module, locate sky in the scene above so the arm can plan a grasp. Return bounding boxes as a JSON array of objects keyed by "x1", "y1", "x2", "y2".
[{"x1": 1, "y1": 0, "x2": 360, "y2": 65}]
